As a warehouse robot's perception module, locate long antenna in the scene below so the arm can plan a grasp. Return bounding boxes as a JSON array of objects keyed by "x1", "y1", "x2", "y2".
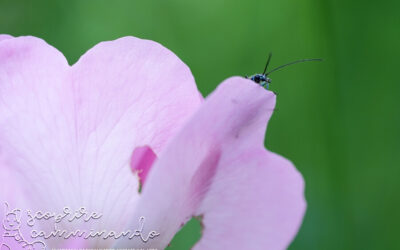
[
  {"x1": 262, "y1": 52, "x2": 272, "y2": 75},
  {"x1": 266, "y1": 58, "x2": 322, "y2": 76}
]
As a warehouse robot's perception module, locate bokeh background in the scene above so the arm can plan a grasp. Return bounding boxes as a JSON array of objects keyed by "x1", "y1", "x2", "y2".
[{"x1": 1, "y1": 0, "x2": 399, "y2": 249}]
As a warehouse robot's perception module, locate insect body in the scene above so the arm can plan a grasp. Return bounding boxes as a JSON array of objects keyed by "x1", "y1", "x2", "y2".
[
  {"x1": 246, "y1": 53, "x2": 322, "y2": 89},
  {"x1": 249, "y1": 74, "x2": 272, "y2": 89}
]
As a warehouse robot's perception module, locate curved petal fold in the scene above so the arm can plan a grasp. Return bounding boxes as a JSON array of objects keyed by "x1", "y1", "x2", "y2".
[{"x1": 116, "y1": 77, "x2": 306, "y2": 249}]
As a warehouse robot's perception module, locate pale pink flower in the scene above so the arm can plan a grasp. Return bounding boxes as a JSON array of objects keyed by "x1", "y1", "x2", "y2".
[{"x1": 0, "y1": 34, "x2": 306, "y2": 249}]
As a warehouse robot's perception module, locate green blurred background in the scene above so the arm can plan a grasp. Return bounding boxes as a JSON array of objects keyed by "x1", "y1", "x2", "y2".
[{"x1": 1, "y1": 0, "x2": 399, "y2": 249}]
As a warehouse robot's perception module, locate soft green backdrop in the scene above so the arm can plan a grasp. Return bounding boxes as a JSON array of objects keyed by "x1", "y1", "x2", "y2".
[{"x1": 1, "y1": 0, "x2": 399, "y2": 249}]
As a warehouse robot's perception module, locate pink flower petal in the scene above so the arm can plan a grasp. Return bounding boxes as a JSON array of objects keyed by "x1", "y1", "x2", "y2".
[
  {"x1": 193, "y1": 149, "x2": 305, "y2": 250},
  {"x1": 0, "y1": 35, "x2": 202, "y2": 248},
  {"x1": 115, "y1": 77, "x2": 306, "y2": 249},
  {"x1": 0, "y1": 34, "x2": 13, "y2": 42}
]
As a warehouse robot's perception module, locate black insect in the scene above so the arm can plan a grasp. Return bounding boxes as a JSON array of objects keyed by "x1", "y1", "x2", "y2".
[{"x1": 246, "y1": 53, "x2": 322, "y2": 89}]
